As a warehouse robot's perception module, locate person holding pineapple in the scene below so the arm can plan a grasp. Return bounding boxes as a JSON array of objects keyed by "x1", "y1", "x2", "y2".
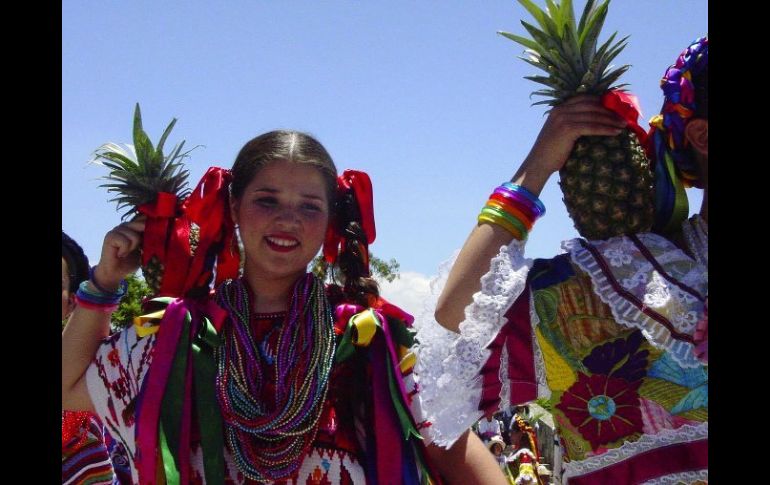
[
  {"x1": 62, "y1": 126, "x2": 506, "y2": 484},
  {"x1": 62, "y1": 231, "x2": 116, "y2": 485},
  {"x1": 412, "y1": 1, "x2": 708, "y2": 483}
]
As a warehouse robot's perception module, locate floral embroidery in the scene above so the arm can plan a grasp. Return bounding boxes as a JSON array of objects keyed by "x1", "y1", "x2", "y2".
[
  {"x1": 108, "y1": 348, "x2": 120, "y2": 366},
  {"x1": 556, "y1": 372, "x2": 643, "y2": 449},
  {"x1": 603, "y1": 240, "x2": 634, "y2": 266},
  {"x1": 582, "y1": 330, "x2": 649, "y2": 382}
]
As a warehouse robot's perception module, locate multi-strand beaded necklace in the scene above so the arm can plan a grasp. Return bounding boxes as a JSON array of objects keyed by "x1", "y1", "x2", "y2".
[{"x1": 214, "y1": 274, "x2": 336, "y2": 482}]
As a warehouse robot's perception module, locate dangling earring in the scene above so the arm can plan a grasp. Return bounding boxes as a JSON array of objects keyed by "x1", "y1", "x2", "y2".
[{"x1": 233, "y1": 224, "x2": 245, "y2": 277}]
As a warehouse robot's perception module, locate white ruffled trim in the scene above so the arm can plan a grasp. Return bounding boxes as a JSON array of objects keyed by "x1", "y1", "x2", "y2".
[
  {"x1": 499, "y1": 343, "x2": 512, "y2": 412},
  {"x1": 561, "y1": 422, "x2": 708, "y2": 483},
  {"x1": 529, "y1": 291, "x2": 551, "y2": 400},
  {"x1": 413, "y1": 239, "x2": 531, "y2": 447},
  {"x1": 640, "y1": 470, "x2": 709, "y2": 485},
  {"x1": 565, "y1": 233, "x2": 707, "y2": 369}
]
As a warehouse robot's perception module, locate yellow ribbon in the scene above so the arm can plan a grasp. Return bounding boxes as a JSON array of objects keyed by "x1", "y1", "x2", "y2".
[
  {"x1": 398, "y1": 350, "x2": 416, "y2": 374},
  {"x1": 349, "y1": 309, "x2": 379, "y2": 347},
  {"x1": 134, "y1": 309, "x2": 166, "y2": 337}
]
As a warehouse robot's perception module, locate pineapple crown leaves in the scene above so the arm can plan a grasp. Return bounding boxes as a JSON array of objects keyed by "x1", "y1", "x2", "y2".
[
  {"x1": 498, "y1": 0, "x2": 631, "y2": 106},
  {"x1": 90, "y1": 103, "x2": 199, "y2": 220}
]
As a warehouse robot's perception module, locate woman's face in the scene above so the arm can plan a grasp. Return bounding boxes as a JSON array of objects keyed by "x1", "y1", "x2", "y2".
[
  {"x1": 62, "y1": 258, "x2": 75, "y2": 320},
  {"x1": 231, "y1": 160, "x2": 330, "y2": 283}
]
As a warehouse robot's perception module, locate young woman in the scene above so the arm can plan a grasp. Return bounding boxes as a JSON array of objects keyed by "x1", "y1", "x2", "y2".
[{"x1": 62, "y1": 130, "x2": 455, "y2": 484}]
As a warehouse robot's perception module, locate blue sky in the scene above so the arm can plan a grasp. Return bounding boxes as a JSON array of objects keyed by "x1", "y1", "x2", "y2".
[{"x1": 63, "y1": 0, "x2": 707, "y2": 308}]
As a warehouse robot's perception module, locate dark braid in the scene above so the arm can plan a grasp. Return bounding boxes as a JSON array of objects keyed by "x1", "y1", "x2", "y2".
[
  {"x1": 62, "y1": 231, "x2": 90, "y2": 293},
  {"x1": 333, "y1": 190, "x2": 379, "y2": 307}
]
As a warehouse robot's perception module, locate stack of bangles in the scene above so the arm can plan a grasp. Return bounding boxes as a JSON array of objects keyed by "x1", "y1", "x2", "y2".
[
  {"x1": 74, "y1": 267, "x2": 128, "y2": 313},
  {"x1": 478, "y1": 182, "x2": 545, "y2": 240}
]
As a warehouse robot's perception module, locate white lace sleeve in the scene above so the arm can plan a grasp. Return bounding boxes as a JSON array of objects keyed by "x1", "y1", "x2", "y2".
[{"x1": 412, "y1": 239, "x2": 531, "y2": 448}]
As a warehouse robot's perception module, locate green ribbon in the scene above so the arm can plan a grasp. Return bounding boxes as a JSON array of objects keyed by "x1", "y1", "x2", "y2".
[
  {"x1": 335, "y1": 328, "x2": 356, "y2": 363},
  {"x1": 158, "y1": 311, "x2": 191, "y2": 485},
  {"x1": 192, "y1": 316, "x2": 225, "y2": 485},
  {"x1": 156, "y1": 305, "x2": 226, "y2": 485},
  {"x1": 663, "y1": 151, "x2": 690, "y2": 234},
  {"x1": 158, "y1": 420, "x2": 178, "y2": 485},
  {"x1": 388, "y1": 317, "x2": 416, "y2": 349},
  {"x1": 384, "y1": 344, "x2": 422, "y2": 442}
]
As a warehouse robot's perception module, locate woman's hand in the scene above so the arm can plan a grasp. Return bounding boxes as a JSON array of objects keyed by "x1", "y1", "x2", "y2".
[
  {"x1": 513, "y1": 95, "x2": 627, "y2": 195},
  {"x1": 92, "y1": 216, "x2": 146, "y2": 290}
]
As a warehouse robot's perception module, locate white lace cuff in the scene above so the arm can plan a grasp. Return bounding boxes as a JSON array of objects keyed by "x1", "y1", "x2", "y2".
[{"x1": 413, "y1": 239, "x2": 531, "y2": 448}]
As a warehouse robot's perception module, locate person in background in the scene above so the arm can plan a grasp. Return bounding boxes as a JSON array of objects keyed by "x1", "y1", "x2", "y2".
[{"x1": 62, "y1": 231, "x2": 116, "y2": 484}]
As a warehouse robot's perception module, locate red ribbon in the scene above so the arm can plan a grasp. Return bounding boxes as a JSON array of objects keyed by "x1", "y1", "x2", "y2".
[
  {"x1": 323, "y1": 169, "x2": 377, "y2": 264},
  {"x1": 377, "y1": 297, "x2": 415, "y2": 327},
  {"x1": 139, "y1": 192, "x2": 196, "y2": 297},
  {"x1": 138, "y1": 167, "x2": 240, "y2": 298},
  {"x1": 601, "y1": 90, "x2": 649, "y2": 150},
  {"x1": 138, "y1": 191, "x2": 180, "y2": 267},
  {"x1": 182, "y1": 167, "x2": 239, "y2": 292},
  {"x1": 370, "y1": 328, "x2": 404, "y2": 484}
]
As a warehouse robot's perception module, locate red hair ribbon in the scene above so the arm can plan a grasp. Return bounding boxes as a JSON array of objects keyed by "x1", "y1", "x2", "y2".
[
  {"x1": 182, "y1": 167, "x2": 240, "y2": 292},
  {"x1": 323, "y1": 169, "x2": 376, "y2": 264}
]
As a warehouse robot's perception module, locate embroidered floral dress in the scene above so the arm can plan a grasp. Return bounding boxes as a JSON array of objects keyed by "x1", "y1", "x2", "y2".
[
  {"x1": 414, "y1": 217, "x2": 708, "y2": 485},
  {"x1": 85, "y1": 288, "x2": 429, "y2": 484}
]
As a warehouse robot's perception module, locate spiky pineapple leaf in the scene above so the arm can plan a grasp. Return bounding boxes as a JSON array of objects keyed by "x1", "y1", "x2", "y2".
[
  {"x1": 545, "y1": 0, "x2": 562, "y2": 35},
  {"x1": 517, "y1": 0, "x2": 549, "y2": 30},
  {"x1": 156, "y1": 117, "x2": 178, "y2": 156},
  {"x1": 561, "y1": 0, "x2": 576, "y2": 33},
  {"x1": 577, "y1": 0, "x2": 609, "y2": 48},
  {"x1": 576, "y1": 0, "x2": 597, "y2": 34},
  {"x1": 132, "y1": 103, "x2": 156, "y2": 169},
  {"x1": 92, "y1": 103, "x2": 196, "y2": 220},
  {"x1": 498, "y1": 31, "x2": 541, "y2": 52}
]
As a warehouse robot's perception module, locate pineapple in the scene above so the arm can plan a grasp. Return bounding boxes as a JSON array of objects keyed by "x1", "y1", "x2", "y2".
[
  {"x1": 91, "y1": 103, "x2": 196, "y2": 294},
  {"x1": 499, "y1": 0, "x2": 653, "y2": 240}
]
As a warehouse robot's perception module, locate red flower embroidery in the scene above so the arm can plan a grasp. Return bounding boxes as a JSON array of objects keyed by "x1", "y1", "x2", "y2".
[
  {"x1": 108, "y1": 348, "x2": 120, "y2": 366},
  {"x1": 111, "y1": 376, "x2": 129, "y2": 400},
  {"x1": 556, "y1": 372, "x2": 643, "y2": 450}
]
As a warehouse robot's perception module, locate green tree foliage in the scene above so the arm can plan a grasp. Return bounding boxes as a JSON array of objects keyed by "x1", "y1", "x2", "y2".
[
  {"x1": 311, "y1": 253, "x2": 400, "y2": 284},
  {"x1": 111, "y1": 273, "x2": 153, "y2": 330}
]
